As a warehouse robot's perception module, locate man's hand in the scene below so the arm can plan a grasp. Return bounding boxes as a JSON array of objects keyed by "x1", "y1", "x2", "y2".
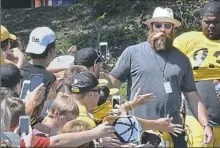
[
  {"x1": 25, "y1": 83, "x2": 45, "y2": 116},
  {"x1": 155, "y1": 117, "x2": 184, "y2": 137},
  {"x1": 100, "y1": 136, "x2": 122, "y2": 147},
  {"x1": 21, "y1": 126, "x2": 33, "y2": 148},
  {"x1": 11, "y1": 48, "x2": 25, "y2": 59},
  {"x1": 130, "y1": 88, "x2": 155, "y2": 108},
  {"x1": 94, "y1": 122, "x2": 115, "y2": 138},
  {"x1": 203, "y1": 126, "x2": 213, "y2": 144},
  {"x1": 8, "y1": 48, "x2": 26, "y2": 68},
  {"x1": 26, "y1": 83, "x2": 45, "y2": 106}
]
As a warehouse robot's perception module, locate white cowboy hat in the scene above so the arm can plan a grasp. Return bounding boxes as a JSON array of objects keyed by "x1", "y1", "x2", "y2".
[{"x1": 145, "y1": 7, "x2": 181, "y2": 27}]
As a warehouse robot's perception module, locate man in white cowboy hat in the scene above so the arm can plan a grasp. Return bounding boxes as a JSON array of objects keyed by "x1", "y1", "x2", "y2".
[{"x1": 101, "y1": 7, "x2": 213, "y2": 147}]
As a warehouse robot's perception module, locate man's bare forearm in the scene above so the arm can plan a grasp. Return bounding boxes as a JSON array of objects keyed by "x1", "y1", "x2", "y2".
[
  {"x1": 136, "y1": 117, "x2": 157, "y2": 130},
  {"x1": 184, "y1": 91, "x2": 209, "y2": 126},
  {"x1": 100, "y1": 73, "x2": 122, "y2": 88}
]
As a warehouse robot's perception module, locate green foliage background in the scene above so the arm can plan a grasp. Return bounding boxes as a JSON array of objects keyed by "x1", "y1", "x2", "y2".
[{"x1": 2, "y1": 0, "x2": 209, "y2": 98}]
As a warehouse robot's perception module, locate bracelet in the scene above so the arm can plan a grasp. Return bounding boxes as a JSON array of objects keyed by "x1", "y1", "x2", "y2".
[
  {"x1": 128, "y1": 101, "x2": 134, "y2": 110},
  {"x1": 203, "y1": 123, "x2": 212, "y2": 129}
]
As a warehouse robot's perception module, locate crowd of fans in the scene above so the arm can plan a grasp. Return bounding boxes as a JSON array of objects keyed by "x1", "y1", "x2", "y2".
[{"x1": 1, "y1": 0, "x2": 220, "y2": 147}]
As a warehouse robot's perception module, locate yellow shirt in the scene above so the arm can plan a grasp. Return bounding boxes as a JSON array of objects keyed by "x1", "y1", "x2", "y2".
[
  {"x1": 0, "y1": 50, "x2": 5, "y2": 65},
  {"x1": 93, "y1": 100, "x2": 112, "y2": 123},
  {"x1": 76, "y1": 103, "x2": 96, "y2": 129},
  {"x1": 173, "y1": 31, "x2": 220, "y2": 81}
]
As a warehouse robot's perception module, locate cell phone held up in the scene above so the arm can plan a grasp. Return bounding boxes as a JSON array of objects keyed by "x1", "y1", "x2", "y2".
[
  {"x1": 99, "y1": 42, "x2": 108, "y2": 61},
  {"x1": 112, "y1": 95, "x2": 121, "y2": 109},
  {"x1": 30, "y1": 74, "x2": 43, "y2": 92},
  {"x1": 20, "y1": 80, "x2": 31, "y2": 100},
  {"x1": 19, "y1": 116, "x2": 30, "y2": 135}
]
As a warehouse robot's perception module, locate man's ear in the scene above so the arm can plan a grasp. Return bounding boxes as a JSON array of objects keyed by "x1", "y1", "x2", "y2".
[
  {"x1": 92, "y1": 64, "x2": 97, "y2": 72},
  {"x1": 88, "y1": 91, "x2": 93, "y2": 98},
  {"x1": 53, "y1": 109, "x2": 60, "y2": 117}
]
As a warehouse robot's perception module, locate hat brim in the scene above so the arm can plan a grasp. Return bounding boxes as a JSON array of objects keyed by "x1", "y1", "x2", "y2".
[
  {"x1": 109, "y1": 88, "x2": 119, "y2": 95},
  {"x1": 98, "y1": 79, "x2": 119, "y2": 95},
  {"x1": 9, "y1": 34, "x2": 16, "y2": 40},
  {"x1": 144, "y1": 17, "x2": 181, "y2": 27},
  {"x1": 25, "y1": 42, "x2": 46, "y2": 54},
  {"x1": 98, "y1": 79, "x2": 109, "y2": 86},
  {"x1": 48, "y1": 55, "x2": 75, "y2": 69}
]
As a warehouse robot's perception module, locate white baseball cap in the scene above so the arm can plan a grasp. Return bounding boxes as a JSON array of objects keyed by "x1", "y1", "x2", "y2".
[
  {"x1": 26, "y1": 27, "x2": 56, "y2": 54},
  {"x1": 48, "y1": 55, "x2": 75, "y2": 69}
]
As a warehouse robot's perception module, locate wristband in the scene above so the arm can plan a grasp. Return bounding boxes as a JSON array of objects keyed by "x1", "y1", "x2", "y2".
[
  {"x1": 128, "y1": 102, "x2": 134, "y2": 110},
  {"x1": 203, "y1": 123, "x2": 212, "y2": 129}
]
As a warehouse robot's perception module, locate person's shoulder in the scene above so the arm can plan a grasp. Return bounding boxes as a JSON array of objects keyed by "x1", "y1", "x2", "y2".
[
  {"x1": 20, "y1": 63, "x2": 34, "y2": 76},
  {"x1": 172, "y1": 46, "x2": 190, "y2": 61},
  {"x1": 175, "y1": 31, "x2": 203, "y2": 41},
  {"x1": 128, "y1": 41, "x2": 150, "y2": 49},
  {"x1": 124, "y1": 42, "x2": 150, "y2": 53},
  {"x1": 20, "y1": 63, "x2": 33, "y2": 70},
  {"x1": 47, "y1": 71, "x2": 56, "y2": 79},
  {"x1": 41, "y1": 68, "x2": 56, "y2": 79}
]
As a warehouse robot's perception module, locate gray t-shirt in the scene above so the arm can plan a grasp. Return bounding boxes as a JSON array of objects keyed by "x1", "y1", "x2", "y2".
[{"x1": 110, "y1": 42, "x2": 196, "y2": 124}]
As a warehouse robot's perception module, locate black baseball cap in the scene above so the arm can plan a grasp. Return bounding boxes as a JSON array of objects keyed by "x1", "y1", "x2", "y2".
[
  {"x1": 74, "y1": 47, "x2": 104, "y2": 67},
  {"x1": 1, "y1": 64, "x2": 23, "y2": 87},
  {"x1": 70, "y1": 71, "x2": 100, "y2": 93}
]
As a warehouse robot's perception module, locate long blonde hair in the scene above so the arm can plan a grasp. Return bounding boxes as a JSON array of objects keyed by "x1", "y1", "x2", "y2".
[{"x1": 0, "y1": 99, "x2": 11, "y2": 132}]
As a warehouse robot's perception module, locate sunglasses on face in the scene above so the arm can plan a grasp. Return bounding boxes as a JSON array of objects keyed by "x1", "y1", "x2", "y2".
[{"x1": 153, "y1": 23, "x2": 173, "y2": 29}]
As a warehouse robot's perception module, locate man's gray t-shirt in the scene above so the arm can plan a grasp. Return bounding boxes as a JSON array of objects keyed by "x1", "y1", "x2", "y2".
[{"x1": 110, "y1": 42, "x2": 196, "y2": 124}]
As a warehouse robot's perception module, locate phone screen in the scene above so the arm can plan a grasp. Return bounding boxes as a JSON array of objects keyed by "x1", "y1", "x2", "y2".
[
  {"x1": 20, "y1": 82, "x2": 30, "y2": 99},
  {"x1": 19, "y1": 116, "x2": 30, "y2": 135},
  {"x1": 112, "y1": 96, "x2": 120, "y2": 109},
  {"x1": 30, "y1": 74, "x2": 43, "y2": 91},
  {"x1": 100, "y1": 45, "x2": 107, "y2": 59}
]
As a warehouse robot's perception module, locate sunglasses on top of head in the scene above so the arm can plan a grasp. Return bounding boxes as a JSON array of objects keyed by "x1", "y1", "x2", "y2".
[
  {"x1": 153, "y1": 22, "x2": 173, "y2": 29},
  {"x1": 93, "y1": 50, "x2": 102, "y2": 66}
]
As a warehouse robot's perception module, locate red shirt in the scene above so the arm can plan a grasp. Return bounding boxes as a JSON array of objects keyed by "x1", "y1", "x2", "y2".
[{"x1": 21, "y1": 135, "x2": 50, "y2": 148}]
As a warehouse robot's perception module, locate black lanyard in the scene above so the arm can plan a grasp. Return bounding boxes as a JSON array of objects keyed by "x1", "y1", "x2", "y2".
[{"x1": 152, "y1": 50, "x2": 170, "y2": 81}]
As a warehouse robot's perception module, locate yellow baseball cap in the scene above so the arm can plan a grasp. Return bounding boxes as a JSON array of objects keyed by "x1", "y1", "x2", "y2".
[
  {"x1": 98, "y1": 79, "x2": 119, "y2": 95},
  {"x1": 1, "y1": 26, "x2": 16, "y2": 42}
]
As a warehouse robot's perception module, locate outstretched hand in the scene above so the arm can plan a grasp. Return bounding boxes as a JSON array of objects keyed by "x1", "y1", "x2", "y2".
[
  {"x1": 131, "y1": 88, "x2": 155, "y2": 107},
  {"x1": 155, "y1": 117, "x2": 184, "y2": 137}
]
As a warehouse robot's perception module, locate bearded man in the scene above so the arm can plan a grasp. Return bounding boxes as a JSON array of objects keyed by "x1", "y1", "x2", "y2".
[{"x1": 101, "y1": 7, "x2": 213, "y2": 147}]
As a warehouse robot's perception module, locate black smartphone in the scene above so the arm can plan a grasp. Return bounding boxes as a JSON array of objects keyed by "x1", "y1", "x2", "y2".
[
  {"x1": 112, "y1": 95, "x2": 120, "y2": 109},
  {"x1": 19, "y1": 116, "x2": 30, "y2": 135},
  {"x1": 99, "y1": 42, "x2": 108, "y2": 60},
  {"x1": 141, "y1": 131, "x2": 162, "y2": 147},
  {"x1": 30, "y1": 74, "x2": 43, "y2": 92},
  {"x1": 20, "y1": 80, "x2": 31, "y2": 99}
]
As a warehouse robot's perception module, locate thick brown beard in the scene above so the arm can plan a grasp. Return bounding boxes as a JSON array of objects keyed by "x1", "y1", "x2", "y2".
[{"x1": 147, "y1": 30, "x2": 174, "y2": 52}]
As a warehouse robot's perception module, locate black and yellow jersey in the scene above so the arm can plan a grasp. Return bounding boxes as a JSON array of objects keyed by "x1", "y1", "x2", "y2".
[{"x1": 173, "y1": 31, "x2": 220, "y2": 81}]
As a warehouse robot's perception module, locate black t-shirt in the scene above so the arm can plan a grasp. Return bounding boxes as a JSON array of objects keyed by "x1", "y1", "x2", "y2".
[
  {"x1": 186, "y1": 80, "x2": 220, "y2": 125},
  {"x1": 20, "y1": 63, "x2": 56, "y2": 100}
]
